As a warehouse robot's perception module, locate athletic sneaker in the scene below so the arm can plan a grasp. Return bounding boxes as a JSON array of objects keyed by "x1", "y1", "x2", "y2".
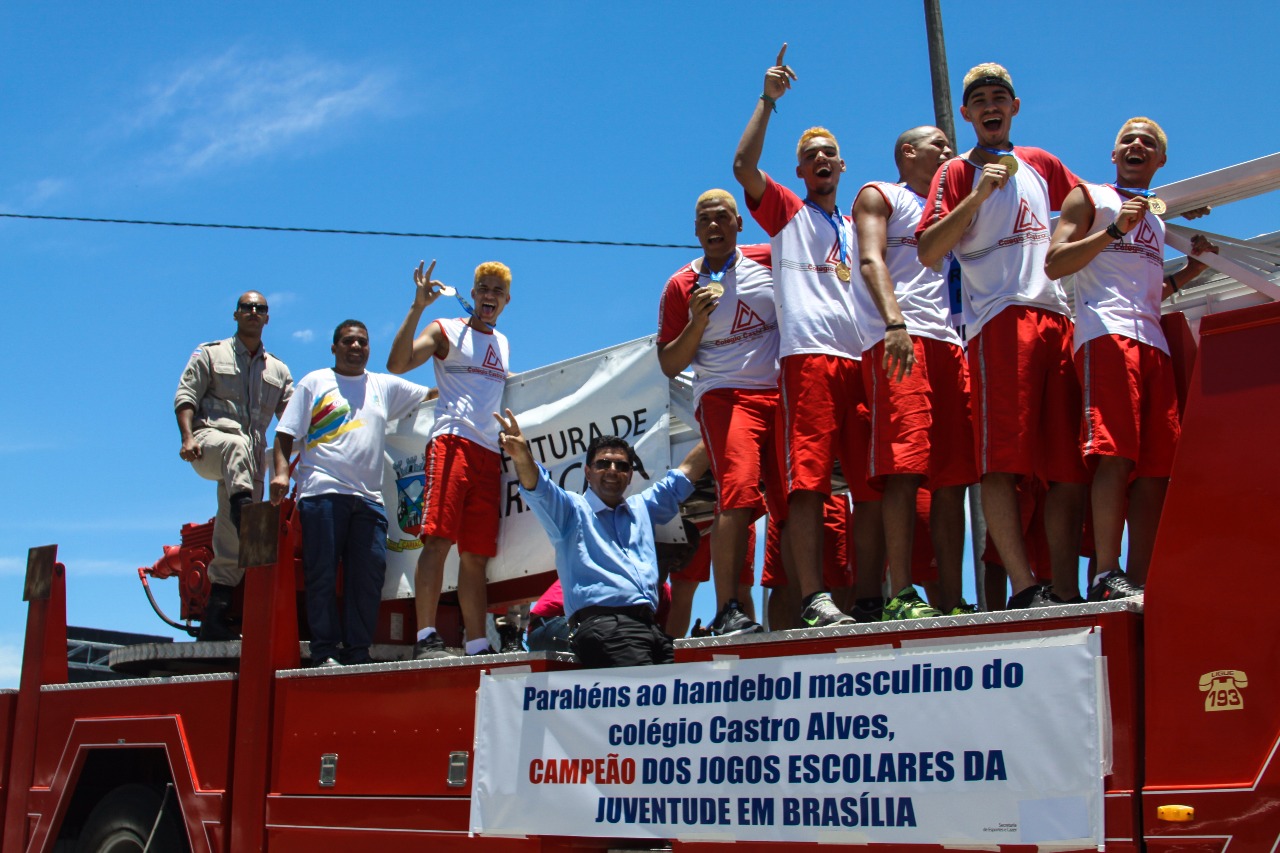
[
  {"x1": 851, "y1": 597, "x2": 885, "y2": 623},
  {"x1": 1049, "y1": 592, "x2": 1086, "y2": 605},
  {"x1": 800, "y1": 592, "x2": 855, "y2": 628},
  {"x1": 946, "y1": 600, "x2": 978, "y2": 616},
  {"x1": 882, "y1": 588, "x2": 942, "y2": 621},
  {"x1": 1007, "y1": 583, "x2": 1056, "y2": 609},
  {"x1": 710, "y1": 600, "x2": 764, "y2": 637},
  {"x1": 1088, "y1": 570, "x2": 1143, "y2": 602},
  {"x1": 412, "y1": 633, "x2": 456, "y2": 661},
  {"x1": 313, "y1": 657, "x2": 342, "y2": 669},
  {"x1": 496, "y1": 617, "x2": 526, "y2": 653}
]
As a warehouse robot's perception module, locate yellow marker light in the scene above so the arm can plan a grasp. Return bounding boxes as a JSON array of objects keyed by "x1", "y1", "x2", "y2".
[{"x1": 1157, "y1": 805, "x2": 1195, "y2": 822}]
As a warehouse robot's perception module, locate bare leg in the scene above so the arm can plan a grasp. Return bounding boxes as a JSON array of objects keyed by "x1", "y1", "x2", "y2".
[
  {"x1": 736, "y1": 583, "x2": 757, "y2": 621},
  {"x1": 1125, "y1": 476, "x2": 1168, "y2": 584},
  {"x1": 712, "y1": 508, "x2": 756, "y2": 610},
  {"x1": 852, "y1": 499, "x2": 885, "y2": 596},
  {"x1": 981, "y1": 473, "x2": 1037, "y2": 595},
  {"x1": 881, "y1": 476, "x2": 921, "y2": 595},
  {"x1": 931, "y1": 484, "x2": 968, "y2": 612},
  {"x1": 767, "y1": 585, "x2": 800, "y2": 631},
  {"x1": 984, "y1": 563, "x2": 1008, "y2": 611},
  {"x1": 457, "y1": 551, "x2": 491, "y2": 648},
  {"x1": 1090, "y1": 456, "x2": 1134, "y2": 575},
  {"x1": 1046, "y1": 481, "x2": 1087, "y2": 600},
  {"x1": 788, "y1": 490, "x2": 828, "y2": 598},
  {"x1": 415, "y1": 536, "x2": 454, "y2": 635}
]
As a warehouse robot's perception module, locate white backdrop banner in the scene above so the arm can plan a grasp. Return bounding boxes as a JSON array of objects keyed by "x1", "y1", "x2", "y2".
[
  {"x1": 470, "y1": 629, "x2": 1106, "y2": 846},
  {"x1": 379, "y1": 336, "x2": 671, "y2": 598}
]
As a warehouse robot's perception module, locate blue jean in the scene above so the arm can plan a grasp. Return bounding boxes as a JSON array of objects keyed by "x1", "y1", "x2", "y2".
[
  {"x1": 299, "y1": 494, "x2": 388, "y2": 665},
  {"x1": 527, "y1": 615, "x2": 571, "y2": 653}
]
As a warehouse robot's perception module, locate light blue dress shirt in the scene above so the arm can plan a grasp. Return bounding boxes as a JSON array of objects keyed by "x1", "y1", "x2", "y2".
[{"x1": 519, "y1": 464, "x2": 693, "y2": 617}]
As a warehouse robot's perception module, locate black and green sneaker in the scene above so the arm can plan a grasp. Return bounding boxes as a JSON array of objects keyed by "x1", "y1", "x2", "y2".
[
  {"x1": 882, "y1": 587, "x2": 943, "y2": 621},
  {"x1": 946, "y1": 600, "x2": 978, "y2": 616}
]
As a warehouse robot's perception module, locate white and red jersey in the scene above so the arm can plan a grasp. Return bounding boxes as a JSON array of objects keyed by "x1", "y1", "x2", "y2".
[
  {"x1": 747, "y1": 173, "x2": 864, "y2": 360},
  {"x1": 1070, "y1": 183, "x2": 1168, "y2": 354},
  {"x1": 657, "y1": 244, "x2": 778, "y2": 409},
  {"x1": 916, "y1": 147, "x2": 1079, "y2": 336},
  {"x1": 427, "y1": 317, "x2": 510, "y2": 451},
  {"x1": 851, "y1": 181, "x2": 961, "y2": 349}
]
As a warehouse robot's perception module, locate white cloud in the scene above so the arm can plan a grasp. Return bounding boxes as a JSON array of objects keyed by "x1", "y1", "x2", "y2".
[
  {"x1": 292, "y1": 329, "x2": 315, "y2": 343},
  {"x1": 0, "y1": 644, "x2": 20, "y2": 690},
  {"x1": 123, "y1": 47, "x2": 394, "y2": 178}
]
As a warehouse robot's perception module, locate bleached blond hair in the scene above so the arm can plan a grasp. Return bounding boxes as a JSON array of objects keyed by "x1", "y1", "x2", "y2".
[
  {"x1": 796, "y1": 126, "x2": 840, "y2": 160},
  {"x1": 473, "y1": 261, "x2": 511, "y2": 287},
  {"x1": 1116, "y1": 117, "x2": 1168, "y2": 154},
  {"x1": 962, "y1": 63, "x2": 1014, "y2": 103},
  {"x1": 695, "y1": 189, "x2": 738, "y2": 213}
]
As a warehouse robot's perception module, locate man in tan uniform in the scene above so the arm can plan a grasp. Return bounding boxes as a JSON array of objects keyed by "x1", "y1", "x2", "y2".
[{"x1": 175, "y1": 291, "x2": 293, "y2": 640}]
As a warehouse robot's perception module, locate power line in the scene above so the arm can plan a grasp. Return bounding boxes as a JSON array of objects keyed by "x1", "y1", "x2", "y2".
[{"x1": 0, "y1": 212, "x2": 699, "y2": 250}]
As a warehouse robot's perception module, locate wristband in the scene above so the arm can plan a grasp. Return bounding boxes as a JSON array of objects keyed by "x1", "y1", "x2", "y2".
[
  {"x1": 884, "y1": 323, "x2": 907, "y2": 332},
  {"x1": 1106, "y1": 222, "x2": 1125, "y2": 240},
  {"x1": 760, "y1": 93, "x2": 778, "y2": 113}
]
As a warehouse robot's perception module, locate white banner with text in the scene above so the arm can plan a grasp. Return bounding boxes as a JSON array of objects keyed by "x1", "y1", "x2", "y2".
[{"x1": 471, "y1": 629, "x2": 1106, "y2": 846}]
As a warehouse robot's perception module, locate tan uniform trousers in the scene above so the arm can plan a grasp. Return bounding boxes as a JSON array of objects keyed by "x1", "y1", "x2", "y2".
[{"x1": 190, "y1": 428, "x2": 263, "y2": 586}]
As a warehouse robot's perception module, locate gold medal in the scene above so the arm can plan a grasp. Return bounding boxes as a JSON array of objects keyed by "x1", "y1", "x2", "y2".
[
  {"x1": 437, "y1": 284, "x2": 457, "y2": 297},
  {"x1": 836, "y1": 261, "x2": 852, "y2": 282},
  {"x1": 1146, "y1": 196, "x2": 1167, "y2": 216},
  {"x1": 704, "y1": 281, "x2": 725, "y2": 298},
  {"x1": 996, "y1": 154, "x2": 1019, "y2": 176}
]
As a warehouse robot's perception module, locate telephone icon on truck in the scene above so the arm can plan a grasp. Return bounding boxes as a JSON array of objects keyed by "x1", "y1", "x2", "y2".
[{"x1": 1199, "y1": 669, "x2": 1247, "y2": 712}]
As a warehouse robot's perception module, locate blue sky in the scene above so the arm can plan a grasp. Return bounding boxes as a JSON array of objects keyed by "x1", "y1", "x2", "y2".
[{"x1": 2, "y1": 1, "x2": 1275, "y2": 686}]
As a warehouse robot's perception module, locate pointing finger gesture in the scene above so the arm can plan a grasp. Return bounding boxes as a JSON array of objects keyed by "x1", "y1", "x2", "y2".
[{"x1": 763, "y1": 42, "x2": 797, "y2": 100}]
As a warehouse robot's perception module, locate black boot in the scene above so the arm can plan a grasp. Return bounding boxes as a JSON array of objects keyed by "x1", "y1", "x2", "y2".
[
  {"x1": 496, "y1": 616, "x2": 525, "y2": 653},
  {"x1": 198, "y1": 583, "x2": 239, "y2": 642},
  {"x1": 228, "y1": 492, "x2": 253, "y2": 532}
]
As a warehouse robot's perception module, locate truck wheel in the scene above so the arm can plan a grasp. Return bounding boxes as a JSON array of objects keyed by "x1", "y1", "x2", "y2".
[{"x1": 75, "y1": 783, "x2": 187, "y2": 853}]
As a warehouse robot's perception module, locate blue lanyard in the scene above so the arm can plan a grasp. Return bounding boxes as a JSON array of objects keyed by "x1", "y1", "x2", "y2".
[
  {"x1": 1109, "y1": 184, "x2": 1154, "y2": 198},
  {"x1": 804, "y1": 200, "x2": 850, "y2": 267},
  {"x1": 706, "y1": 250, "x2": 737, "y2": 284},
  {"x1": 452, "y1": 292, "x2": 494, "y2": 331},
  {"x1": 977, "y1": 144, "x2": 1015, "y2": 157}
]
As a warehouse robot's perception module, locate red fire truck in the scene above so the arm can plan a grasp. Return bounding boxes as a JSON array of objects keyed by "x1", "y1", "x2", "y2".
[{"x1": 3, "y1": 158, "x2": 1279, "y2": 851}]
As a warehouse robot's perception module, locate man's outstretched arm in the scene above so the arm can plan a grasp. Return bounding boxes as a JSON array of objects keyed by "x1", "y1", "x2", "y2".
[{"x1": 733, "y1": 44, "x2": 795, "y2": 205}]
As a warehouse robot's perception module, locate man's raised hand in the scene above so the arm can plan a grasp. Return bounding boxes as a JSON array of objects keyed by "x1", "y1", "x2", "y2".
[
  {"x1": 413, "y1": 260, "x2": 447, "y2": 309},
  {"x1": 763, "y1": 43, "x2": 797, "y2": 100}
]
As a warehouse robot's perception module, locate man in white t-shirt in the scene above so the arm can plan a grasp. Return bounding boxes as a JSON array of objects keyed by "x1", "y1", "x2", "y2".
[
  {"x1": 270, "y1": 320, "x2": 431, "y2": 667},
  {"x1": 732, "y1": 44, "x2": 882, "y2": 628},
  {"x1": 852, "y1": 126, "x2": 977, "y2": 620},
  {"x1": 1045, "y1": 117, "x2": 1217, "y2": 599},
  {"x1": 387, "y1": 260, "x2": 512, "y2": 659},
  {"x1": 657, "y1": 189, "x2": 780, "y2": 637},
  {"x1": 915, "y1": 62, "x2": 1087, "y2": 609}
]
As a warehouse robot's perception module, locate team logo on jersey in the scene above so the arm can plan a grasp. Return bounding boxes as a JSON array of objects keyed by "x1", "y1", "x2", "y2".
[
  {"x1": 1013, "y1": 198, "x2": 1047, "y2": 234},
  {"x1": 482, "y1": 344, "x2": 504, "y2": 371},
  {"x1": 1131, "y1": 218, "x2": 1160, "y2": 250},
  {"x1": 731, "y1": 301, "x2": 766, "y2": 334}
]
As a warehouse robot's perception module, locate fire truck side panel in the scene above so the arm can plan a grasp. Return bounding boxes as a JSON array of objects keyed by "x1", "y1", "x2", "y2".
[
  {"x1": 1141, "y1": 300, "x2": 1280, "y2": 845},
  {"x1": 270, "y1": 656, "x2": 574, "y2": 800}
]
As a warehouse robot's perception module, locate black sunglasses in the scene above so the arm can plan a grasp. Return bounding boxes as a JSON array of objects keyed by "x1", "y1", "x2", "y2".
[
  {"x1": 238, "y1": 303, "x2": 269, "y2": 314},
  {"x1": 590, "y1": 458, "x2": 632, "y2": 473}
]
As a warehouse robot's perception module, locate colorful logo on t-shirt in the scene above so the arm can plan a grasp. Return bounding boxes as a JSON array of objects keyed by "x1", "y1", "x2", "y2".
[
  {"x1": 1013, "y1": 198, "x2": 1047, "y2": 233},
  {"x1": 731, "y1": 301, "x2": 767, "y2": 334},
  {"x1": 305, "y1": 390, "x2": 364, "y2": 450},
  {"x1": 1132, "y1": 219, "x2": 1160, "y2": 251},
  {"x1": 482, "y1": 344, "x2": 504, "y2": 371}
]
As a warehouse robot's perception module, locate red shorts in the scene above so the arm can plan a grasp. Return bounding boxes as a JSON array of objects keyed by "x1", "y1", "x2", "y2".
[
  {"x1": 1076, "y1": 335, "x2": 1180, "y2": 478},
  {"x1": 670, "y1": 521, "x2": 756, "y2": 585},
  {"x1": 780, "y1": 354, "x2": 878, "y2": 502},
  {"x1": 421, "y1": 434, "x2": 501, "y2": 557},
  {"x1": 969, "y1": 305, "x2": 1088, "y2": 484},
  {"x1": 761, "y1": 496, "x2": 852, "y2": 589},
  {"x1": 911, "y1": 488, "x2": 938, "y2": 585},
  {"x1": 865, "y1": 336, "x2": 977, "y2": 489},
  {"x1": 698, "y1": 388, "x2": 788, "y2": 519}
]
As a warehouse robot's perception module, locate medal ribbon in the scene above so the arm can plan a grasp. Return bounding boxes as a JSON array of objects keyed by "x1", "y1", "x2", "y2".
[
  {"x1": 1109, "y1": 184, "x2": 1155, "y2": 199},
  {"x1": 805, "y1": 200, "x2": 850, "y2": 271},
  {"x1": 706, "y1": 250, "x2": 737, "y2": 285},
  {"x1": 449, "y1": 290, "x2": 494, "y2": 330},
  {"x1": 977, "y1": 144, "x2": 1015, "y2": 157}
]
